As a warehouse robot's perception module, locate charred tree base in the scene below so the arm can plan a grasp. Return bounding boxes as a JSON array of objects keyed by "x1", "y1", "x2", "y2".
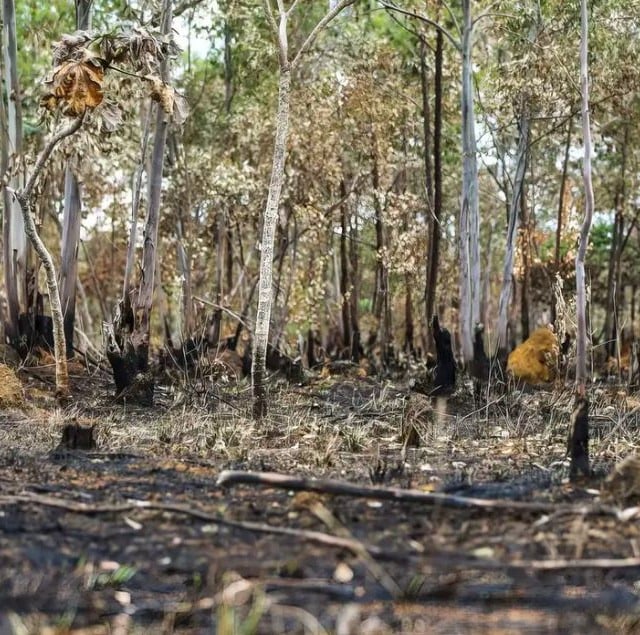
[
  {"x1": 430, "y1": 315, "x2": 456, "y2": 396},
  {"x1": 569, "y1": 396, "x2": 590, "y2": 480},
  {"x1": 105, "y1": 329, "x2": 154, "y2": 406},
  {"x1": 59, "y1": 423, "x2": 96, "y2": 450},
  {"x1": 8, "y1": 312, "x2": 55, "y2": 359}
]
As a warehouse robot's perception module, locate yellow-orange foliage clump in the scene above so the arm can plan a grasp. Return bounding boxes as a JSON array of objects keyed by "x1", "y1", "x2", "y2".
[
  {"x1": 0, "y1": 364, "x2": 24, "y2": 408},
  {"x1": 507, "y1": 326, "x2": 559, "y2": 384}
]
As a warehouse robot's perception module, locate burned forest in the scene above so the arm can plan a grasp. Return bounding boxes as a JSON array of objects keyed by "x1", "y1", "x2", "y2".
[{"x1": 4, "y1": 0, "x2": 640, "y2": 633}]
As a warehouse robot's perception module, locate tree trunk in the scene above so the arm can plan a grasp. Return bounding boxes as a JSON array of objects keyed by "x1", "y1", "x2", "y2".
[
  {"x1": 371, "y1": 140, "x2": 392, "y2": 367},
  {"x1": 404, "y1": 274, "x2": 414, "y2": 356},
  {"x1": 176, "y1": 214, "x2": 195, "y2": 337},
  {"x1": 11, "y1": 117, "x2": 85, "y2": 398},
  {"x1": 496, "y1": 111, "x2": 529, "y2": 359},
  {"x1": 349, "y1": 206, "x2": 361, "y2": 362},
  {"x1": 603, "y1": 125, "x2": 628, "y2": 357},
  {"x1": 551, "y1": 118, "x2": 573, "y2": 325},
  {"x1": 572, "y1": 0, "x2": 594, "y2": 478},
  {"x1": 339, "y1": 179, "x2": 351, "y2": 352},
  {"x1": 207, "y1": 208, "x2": 225, "y2": 349},
  {"x1": 2, "y1": 0, "x2": 27, "y2": 346},
  {"x1": 425, "y1": 28, "x2": 443, "y2": 348},
  {"x1": 458, "y1": 0, "x2": 481, "y2": 364},
  {"x1": 520, "y1": 184, "x2": 531, "y2": 342},
  {"x1": 107, "y1": 0, "x2": 172, "y2": 405},
  {"x1": 59, "y1": 163, "x2": 83, "y2": 358},
  {"x1": 420, "y1": 35, "x2": 433, "y2": 348},
  {"x1": 252, "y1": 0, "x2": 353, "y2": 417},
  {"x1": 121, "y1": 105, "x2": 152, "y2": 328},
  {"x1": 58, "y1": 0, "x2": 93, "y2": 359},
  {"x1": 253, "y1": 66, "x2": 291, "y2": 419}
]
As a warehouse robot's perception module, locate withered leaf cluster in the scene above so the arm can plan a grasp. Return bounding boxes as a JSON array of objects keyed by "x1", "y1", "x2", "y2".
[
  {"x1": 39, "y1": 27, "x2": 187, "y2": 125},
  {"x1": 99, "y1": 27, "x2": 171, "y2": 75},
  {"x1": 40, "y1": 53, "x2": 105, "y2": 117}
]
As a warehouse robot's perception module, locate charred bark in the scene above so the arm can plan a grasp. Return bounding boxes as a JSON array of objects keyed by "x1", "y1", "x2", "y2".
[
  {"x1": 430, "y1": 315, "x2": 455, "y2": 396},
  {"x1": 568, "y1": 397, "x2": 590, "y2": 479}
]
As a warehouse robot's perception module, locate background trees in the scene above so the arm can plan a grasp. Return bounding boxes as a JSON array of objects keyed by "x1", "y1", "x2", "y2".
[{"x1": 3, "y1": 0, "x2": 640, "y2": 405}]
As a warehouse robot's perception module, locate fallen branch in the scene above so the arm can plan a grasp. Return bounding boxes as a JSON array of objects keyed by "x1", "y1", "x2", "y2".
[
  {"x1": 0, "y1": 492, "x2": 405, "y2": 564},
  {"x1": 216, "y1": 470, "x2": 614, "y2": 516}
]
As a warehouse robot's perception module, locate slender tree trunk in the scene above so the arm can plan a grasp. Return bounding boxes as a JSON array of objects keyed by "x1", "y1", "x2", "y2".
[
  {"x1": 496, "y1": 111, "x2": 529, "y2": 358},
  {"x1": 576, "y1": 0, "x2": 594, "y2": 393},
  {"x1": 59, "y1": 163, "x2": 83, "y2": 358},
  {"x1": 372, "y1": 139, "x2": 384, "y2": 320},
  {"x1": 420, "y1": 36, "x2": 433, "y2": 340},
  {"x1": 208, "y1": 208, "x2": 225, "y2": 349},
  {"x1": 349, "y1": 207, "x2": 361, "y2": 362},
  {"x1": 603, "y1": 125, "x2": 628, "y2": 357},
  {"x1": 176, "y1": 214, "x2": 195, "y2": 336},
  {"x1": 59, "y1": 0, "x2": 93, "y2": 358},
  {"x1": 550, "y1": 119, "x2": 573, "y2": 326},
  {"x1": 520, "y1": 185, "x2": 531, "y2": 341},
  {"x1": 404, "y1": 274, "x2": 414, "y2": 355},
  {"x1": 339, "y1": 179, "x2": 351, "y2": 351},
  {"x1": 571, "y1": 0, "x2": 593, "y2": 479},
  {"x1": 458, "y1": 0, "x2": 481, "y2": 364},
  {"x1": 252, "y1": 0, "x2": 353, "y2": 417},
  {"x1": 122, "y1": 105, "x2": 152, "y2": 327},
  {"x1": 225, "y1": 225, "x2": 234, "y2": 298},
  {"x1": 253, "y1": 66, "x2": 291, "y2": 419},
  {"x1": 11, "y1": 117, "x2": 85, "y2": 397},
  {"x1": 425, "y1": 29, "x2": 443, "y2": 354},
  {"x1": 2, "y1": 0, "x2": 27, "y2": 345}
]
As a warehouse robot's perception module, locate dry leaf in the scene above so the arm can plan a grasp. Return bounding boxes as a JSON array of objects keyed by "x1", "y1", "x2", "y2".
[{"x1": 41, "y1": 58, "x2": 104, "y2": 116}]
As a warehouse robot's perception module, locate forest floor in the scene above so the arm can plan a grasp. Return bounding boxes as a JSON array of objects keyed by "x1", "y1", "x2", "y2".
[{"x1": 1, "y1": 358, "x2": 640, "y2": 634}]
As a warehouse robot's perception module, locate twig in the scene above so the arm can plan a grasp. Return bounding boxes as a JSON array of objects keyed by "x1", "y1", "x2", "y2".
[
  {"x1": 216, "y1": 470, "x2": 615, "y2": 516},
  {"x1": 0, "y1": 492, "x2": 405, "y2": 563}
]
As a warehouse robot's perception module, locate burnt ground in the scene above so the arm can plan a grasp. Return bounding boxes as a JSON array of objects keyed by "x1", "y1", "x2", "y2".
[{"x1": 2, "y1": 363, "x2": 640, "y2": 633}]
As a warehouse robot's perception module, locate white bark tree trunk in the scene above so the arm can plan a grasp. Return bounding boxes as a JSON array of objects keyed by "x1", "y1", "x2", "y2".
[
  {"x1": 60, "y1": 162, "x2": 83, "y2": 358},
  {"x1": 569, "y1": 0, "x2": 594, "y2": 480},
  {"x1": 458, "y1": 0, "x2": 481, "y2": 364},
  {"x1": 59, "y1": 0, "x2": 92, "y2": 358},
  {"x1": 252, "y1": 0, "x2": 353, "y2": 418},
  {"x1": 253, "y1": 64, "x2": 291, "y2": 418},
  {"x1": 576, "y1": 0, "x2": 594, "y2": 392},
  {"x1": 2, "y1": 0, "x2": 27, "y2": 342}
]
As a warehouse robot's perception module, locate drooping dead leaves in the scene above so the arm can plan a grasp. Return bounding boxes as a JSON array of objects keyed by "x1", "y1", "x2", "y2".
[
  {"x1": 145, "y1": 74, "x2": 189, "y2": 124},
  {"x1": 40, "y1": 54, "x2": 105, "y2": 117}
]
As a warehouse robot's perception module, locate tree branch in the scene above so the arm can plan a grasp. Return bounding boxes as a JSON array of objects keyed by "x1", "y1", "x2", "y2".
[
  {"x1": 22, "y1": 115, "x2": 85, "y2": 199},
  {"x1": 291, "y1": 0, "x2": 356, "y2": 69},
  {"x1": 378, "y1": 1, "x2": 461, "y2": 51},
  {"x1": 263, "y1": 0, "x2": 279, "y2": 36}
]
